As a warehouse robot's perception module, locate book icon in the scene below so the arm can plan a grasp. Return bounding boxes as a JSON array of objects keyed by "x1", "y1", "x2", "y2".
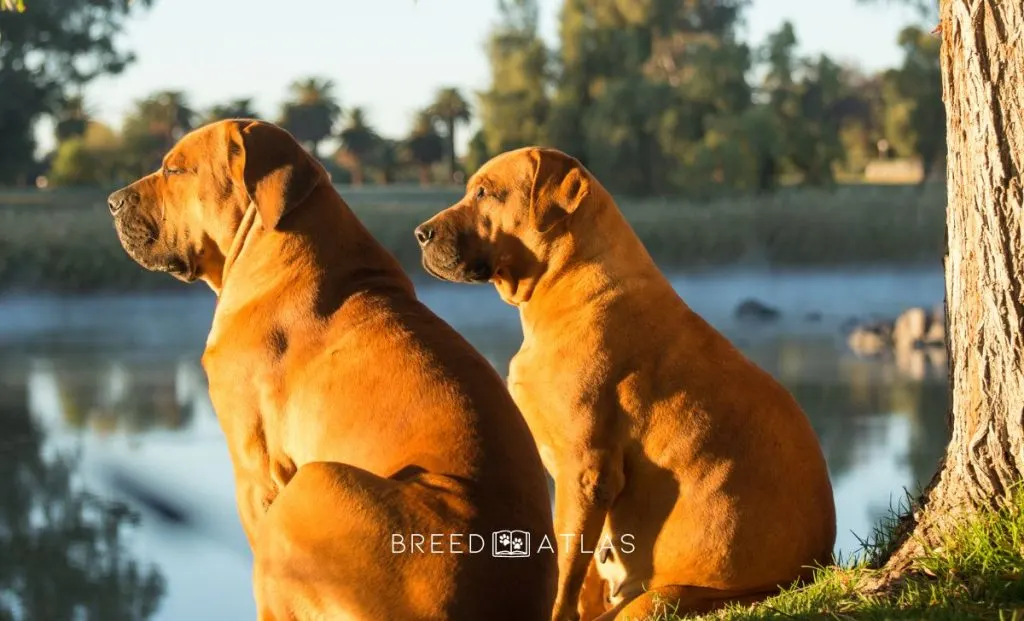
[{"x1": 492, "y1": 530, "x2": 531, "y2": 558}]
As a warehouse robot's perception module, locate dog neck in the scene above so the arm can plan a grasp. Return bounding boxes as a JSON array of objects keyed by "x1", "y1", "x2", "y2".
[
  {"x1": 209, "y1": 200, "x2": 260, "y2": 295},
  {"x1": 208, "y1": 186, "x2": 416, "y2": 333},
  {"x1": 491, "y1": 203, "x2": 609, "y2": 308},
  {"x1": 491, "y1": 265, "x2": 544, "y2": 307},
  {"x1": 515, "y1": 203, "x2": 665, "y2": 329}
]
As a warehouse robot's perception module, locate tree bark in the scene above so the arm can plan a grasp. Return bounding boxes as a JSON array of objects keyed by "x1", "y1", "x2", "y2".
[{"x1": 880, "y1": 0, "x2": 1024, "y2": 577}]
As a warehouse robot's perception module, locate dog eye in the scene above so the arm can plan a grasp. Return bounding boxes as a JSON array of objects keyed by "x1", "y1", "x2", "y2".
[
  {"x1": 164, "y1": 166, "x2": 186, "y2": 176},
  {"x1": 475, "y1": 186, "x2": 487, "y2": 200}
]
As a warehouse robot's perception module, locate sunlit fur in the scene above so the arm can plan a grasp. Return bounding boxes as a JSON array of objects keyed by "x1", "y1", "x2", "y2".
[
  {"x1": 110, "y1": 122, "x2": 557, "y2": 621},
  {"x1": 418, "y1": 147, "x2": 837, "y2": 621},
  {"x1": 110, "y1": 121, "x2": 251, "y2": 291}
]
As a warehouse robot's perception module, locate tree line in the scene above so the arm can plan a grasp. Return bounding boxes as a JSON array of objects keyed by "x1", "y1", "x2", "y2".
[
  {"x1": 42, "y1": 82, "x2": 471, "y2": 189},
  {"x1": 470, "y1": 0, "x2": 943, "y2": 197},
  {"x1": 1, "y1": 0, "x2": 942, "y2": 197}
]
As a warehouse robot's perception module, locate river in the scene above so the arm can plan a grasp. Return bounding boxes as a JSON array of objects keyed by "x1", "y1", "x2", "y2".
[{"x1": 0, "y1": 266, "x2": 948, "y2": 621}]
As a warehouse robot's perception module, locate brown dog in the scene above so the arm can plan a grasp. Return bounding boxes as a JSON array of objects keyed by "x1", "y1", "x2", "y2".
[
  {"x1": 415, "y1": 147, "x2": 837, "y2": 620},
  {"x1": 108, "y1": 121, "x2": 557, "y2": 620}
]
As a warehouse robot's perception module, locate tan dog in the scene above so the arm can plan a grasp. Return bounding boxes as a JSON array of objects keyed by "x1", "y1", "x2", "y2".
[
  {"x1": 108, "y1": 121, "x2": 557, "y2": 621},
  {"x1": 415, "y1": 147, "x2": 837, "y2": 620}
]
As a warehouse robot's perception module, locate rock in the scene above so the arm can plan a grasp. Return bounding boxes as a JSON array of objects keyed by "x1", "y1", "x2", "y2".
[
  {"x1": 843, "y1": 303, "x2": 946, "y2": 358},
  {"x1": 846, "y1": 304, "x2": 946, "y2": 358},
  {"x1": 895, "y1": 346, "x2": 928, "y2": 380},
  {"x1": 847, "y1": 323, "x2": 891, "y2": 357},
  {"x1": 893, "y1": 307, "x2": 929, "y2": 350},
  {"x1": 924, "y1": 320, "x2": 946, "y2": 346},
  {"x1": 735, "y1": 298, "x2": 780, "y2": 322}
]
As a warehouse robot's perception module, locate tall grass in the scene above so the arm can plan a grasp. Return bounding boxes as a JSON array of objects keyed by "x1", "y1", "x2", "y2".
[
  {"x1": 0, "y1": 183, "x2": 946, "y2": 294},
  {"x1": 671, "y1": 488, "x2": 1024, "y2": 621}
]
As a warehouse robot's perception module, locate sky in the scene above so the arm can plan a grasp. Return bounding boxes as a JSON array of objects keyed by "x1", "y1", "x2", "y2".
[{"x1": 40, "y1": 0, "x2": 926, "y2": 155}]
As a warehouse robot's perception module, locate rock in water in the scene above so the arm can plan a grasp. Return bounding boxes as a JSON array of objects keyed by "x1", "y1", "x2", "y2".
[
  {"x1": 734, "y1": 298, "x2": 781, "y2": 322},
  {"x1": 893, "y1": 307, "x2": 929, "y2": 350},
  {"x1": 848, "y1": 323, "x2": 891, "y2": 356}
]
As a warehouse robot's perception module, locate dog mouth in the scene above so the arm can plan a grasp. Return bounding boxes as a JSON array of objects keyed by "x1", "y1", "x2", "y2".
[
  {"x1": 421, "y1": 252, "x2": 492, "y2": 284},
  {"x1": 160, "y1": 257, "x2": 197, "y2": 282},
  {"x1": 113, "y1": 217, "x2": 196, "y2": 282}
]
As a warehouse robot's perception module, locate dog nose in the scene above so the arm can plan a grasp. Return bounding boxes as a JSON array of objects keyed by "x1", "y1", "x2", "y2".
[
  {"x1": 414, "y1": 224, "x2": 435, "y2": 247},
  {"x1": 107, "y1": 193, "x2": 125, "y2": 215},
  {"x1": 107, "y1": 189, "x2": 134, "y2": 215}
]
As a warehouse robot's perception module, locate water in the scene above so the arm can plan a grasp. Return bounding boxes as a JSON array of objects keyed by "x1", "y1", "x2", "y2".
[{"x1": 0, "y1": 266, "x2": 949, "y2": 621}]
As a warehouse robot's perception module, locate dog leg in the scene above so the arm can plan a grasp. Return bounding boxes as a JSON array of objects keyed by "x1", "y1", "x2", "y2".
[
  {"x1": 253, "y1": 461, "x2": 465, "y2": 621},
  {"x1": 234, "y1": 475, "x2": 272, "y2": 551},
  {"x1": 551, "y1": 450, "x2": 624, "y2": 621},
  {"x1": 577, "y1": 556, "x2": 611, "y2": 621}
]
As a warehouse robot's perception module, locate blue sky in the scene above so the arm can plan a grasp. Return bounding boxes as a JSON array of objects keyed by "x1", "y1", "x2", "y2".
[{"x1": 47, "y1": 0, "x2": 926, "y2": 154}]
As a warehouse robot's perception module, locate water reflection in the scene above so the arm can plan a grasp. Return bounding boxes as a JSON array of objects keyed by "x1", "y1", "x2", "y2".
[
  {"x1": 28, "y1": 357, "x2": 204, "y2": 436},
  {"x1": 0, "y1": 360, "x2": 166, "y2": 620},
  {"x1": 11, "y1": 331, "x2": 949, "y2": 561}
]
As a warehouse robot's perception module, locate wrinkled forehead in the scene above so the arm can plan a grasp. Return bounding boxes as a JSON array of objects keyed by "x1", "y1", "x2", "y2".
[
  {"x1": 162, "y1": 123, "x2": 229, "y2": 167},
  {"x1": 468, "y1": 148, "x2": 535, "y2": 190}
]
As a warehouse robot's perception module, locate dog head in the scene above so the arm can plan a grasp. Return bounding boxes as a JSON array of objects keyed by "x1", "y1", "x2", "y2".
[
  {"x1": 108, "y1": 119, "x2": 326, "y2": 288},
  {"x1": 414, "y1": 147, "x2": 593, "y2": 301}
]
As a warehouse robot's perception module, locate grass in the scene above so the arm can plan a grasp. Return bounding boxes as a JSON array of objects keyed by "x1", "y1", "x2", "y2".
[
  {"x1": 0, "y1": 183, "x2": 947, "y2": 294},
  {"x1": 648, "y1": 489, "x2": 1024, "y2": 621}
]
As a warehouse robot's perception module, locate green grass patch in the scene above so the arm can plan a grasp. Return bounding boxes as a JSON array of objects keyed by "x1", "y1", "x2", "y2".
[
  {"x1": 0, "y1": 183, "x2": 946, "y2": 293},
  {"x1": 666, "y1": 489, "x2": 1024, "y2": 621}
]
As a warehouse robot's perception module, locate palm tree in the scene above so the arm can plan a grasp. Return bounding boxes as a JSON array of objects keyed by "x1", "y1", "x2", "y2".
[
  {"x1": 426, "y1": 87, "x2": 472, "y2": 183},
  {"x1": 336, "y1": 107, "x2": 378, "y2": 186},
  {"x1": 279, "y1": 77, "x2": 341, "y2": 158},
  {"x1": 405, "y1": 111, "x2": 445, "y2": 186},
  {"x1": 371, "y1": 138, "x2": 401, "y2": 185},
  {"x1": 53, "y1": 94, "x2": 89, "y2": 143},
  {"x1": 205, "y1": 98, "x2": 259, "y2": 124}
]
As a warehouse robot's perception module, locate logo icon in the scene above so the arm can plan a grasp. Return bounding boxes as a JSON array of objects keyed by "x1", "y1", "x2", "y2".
[{"x1": 492, "y1": 530, "x2": 530, "y2": 558}]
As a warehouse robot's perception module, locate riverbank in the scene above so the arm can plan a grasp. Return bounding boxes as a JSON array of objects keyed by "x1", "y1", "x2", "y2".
[
  {"x1": 0, "y1": 184, "x2": 945, "y2": 293},
  {"x1": 685, "y1": 491, "x2": 1024, "y2": 621}
]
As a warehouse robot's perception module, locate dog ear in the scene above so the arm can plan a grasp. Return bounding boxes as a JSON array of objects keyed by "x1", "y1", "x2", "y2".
[
  {"x1": 235, "y1": 120, "x2": 326, "y2": 230},
  {"x1": 527, "y1": 148, "x2": 590, "y2": 233}
]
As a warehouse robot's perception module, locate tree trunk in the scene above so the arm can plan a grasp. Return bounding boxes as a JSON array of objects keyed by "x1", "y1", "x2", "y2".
[
  {"x1": 418, "y1": 164, "x2": 431, "y2": 187},
  {"x1": 880, "y1": 0, "x2": 1024, "y2": 578}
]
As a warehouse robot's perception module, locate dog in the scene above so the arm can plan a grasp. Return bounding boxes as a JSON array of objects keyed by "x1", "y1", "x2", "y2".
[
  {"x1": 108, "y1": 120, "x2": 557, "y2": 620},
  {"x1": 415, "y1": 147, "x2": 837, "y2": 620}
]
